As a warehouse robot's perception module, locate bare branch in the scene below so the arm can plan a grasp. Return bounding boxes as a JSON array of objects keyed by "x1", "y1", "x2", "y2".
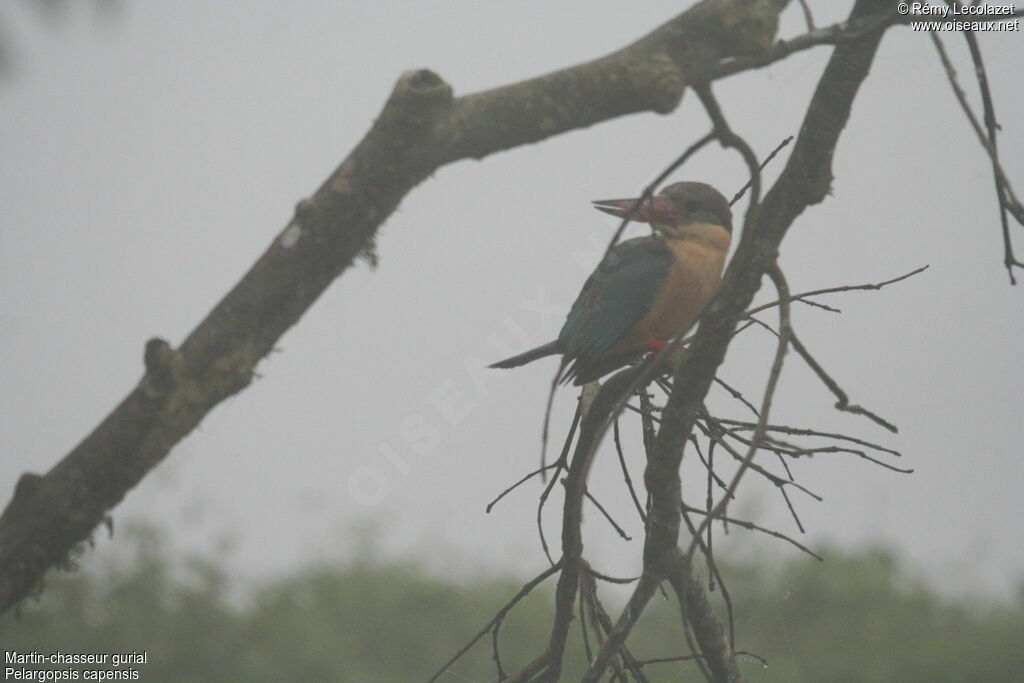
[
  {"x1": 486, "y1": 462, "x2": 562, "y2": 513},
  {"x1": 697, "y1": 417, "x2": 823, "y2": 502},
  {"x1": 928, "y1": 30, "x2": 1024, "y2": 282},
  {"x1": 789, "y1": 332, "x2": 899, "y2": 433},
  {"x1": 682, "y1": 503, "x2": 823, "y2": 561},
  {"x1": 713, "y1": 376, "x2": 760, "y2": 417},
  {"x1": 428, "y1": 560, "x2": 563, "y2": 683},
  {"x1": 744, "y1": 265, "x2": 929, "y2": 317},
  {"x1": 957, "y1": 26, "x2": 1018, "y2": 283},
  {"x1": 535, "y1": 407, "x2": 580, "y2": 566},
  {"x1": 729, "y1": 136, "x2": 794, "y2": 206},
  {"x1": 637, "y1": 651, "x2": 767, "y2": 670},
  {"x1": 717, "y1": 418, "x2": 901, "y2": 457},
  {"x1": 584, "y1": 491, "x2": 631, "y2": 542},
  {"x1": 613, "y1": 418, "x2": 647, "y2": 524}
]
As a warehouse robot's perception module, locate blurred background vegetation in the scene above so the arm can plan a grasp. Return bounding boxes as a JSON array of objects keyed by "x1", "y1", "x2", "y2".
[{"x1": 2, "y1": 524, "x2": 1022, "y2": 682}]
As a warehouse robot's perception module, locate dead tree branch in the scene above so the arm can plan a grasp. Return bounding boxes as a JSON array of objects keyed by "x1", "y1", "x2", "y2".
[{"x1": 928, "y1": 29, "x2": 1024, "y2": 283}]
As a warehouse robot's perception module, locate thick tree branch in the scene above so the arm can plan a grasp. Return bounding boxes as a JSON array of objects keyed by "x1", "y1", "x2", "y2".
[
  {"x1": 666, "y1": 550, "x2": 742, "y2": 682},
  {"x1": 0, "y1": 0, "x2": 791, "y2": 613}
]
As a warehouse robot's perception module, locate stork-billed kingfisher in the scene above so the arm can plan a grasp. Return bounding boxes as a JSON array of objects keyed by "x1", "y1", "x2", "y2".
[{"x1": 490, "y1": 181, "x2": 732, "y2": 385}]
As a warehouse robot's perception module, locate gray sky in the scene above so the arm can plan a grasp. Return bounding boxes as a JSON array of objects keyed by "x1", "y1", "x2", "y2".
[{"x1": 2, "y1": 1, "x2": 1022, "y2": 599}]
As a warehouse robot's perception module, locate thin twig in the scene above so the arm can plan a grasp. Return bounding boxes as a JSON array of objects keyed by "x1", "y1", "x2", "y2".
[
  {"x1": 540, "y1": 360, "x2": 572, "y2": 479},
  {"x1": 536, "y1": 467, "x2": 563, "y2": 566},
  {"x1": 429, "y1": 561, "x2": 564, "y2": 683},
  {"x1": 613, "y1": 418, "x2": 647, "y2": 524},
  {"x1": 778, "y1": 484, "x2": 806, "y2": 534},
  {"x1": 535, "y1": 407, "x2": 580, "y2": 565},
  {"x1": 690, "y1": 432, "x2": 730, "y2": 493},
  {"x1": 713, "y1": 376, "x2": 760, "y2": 418},
  {"x1": 585, "y1": 565, "x2": 639, "y2": 585},
  {"x1": 717, "y1": 419, "x2": 901, "y2": 457},
  {"x1": 636, "y1": 651, "x2": 767, "y2": 670},
  {"x1": 603, "y1": 131, "x2": 719, "y2": 254},
  {"x1": 928, "y1": 31, "x2": 1024, "y2": 282},
  {"x1": 704, "y1": 414, "x2": 819, "y2": 533},
  {"x1": 730, "y1": 136, "x2": 794, "y2": 206},
  {"x1": 706, "y1": 438, "x2": 716, "y2": 570},
  {"x1": 789, "y1": 332, "x2": 898, "y2": 433},
  {"x1": 745, "y1": 265, "x2": 929, "y2": 317},
  {"x1": 579, "y1": 590, "x2": 593, "y2": 666},
  {"x1": 715, "y1": 420, "x2": 910, "y2": 473},
  {"x1": 773, "y1": 450, "x2": 795, "y2": 482},
  {"x1": 698, "y1": 414, "x2": 822, "y2": 502},
  {"x1": 584, "y1": 490, "x2": 631, "y2": 541},
  {"x1": 958, "y1": 22, "x2": 1018, "y2": 284},
  {"x1": 682, "y1": 504, "x2": 823, "y2": 561},
  {"x1": 796, "y1": 0, "x2": 816, "y2": 31},
  {"x1": 487, "y1": 462, "x2": 562, "y2": 513}
]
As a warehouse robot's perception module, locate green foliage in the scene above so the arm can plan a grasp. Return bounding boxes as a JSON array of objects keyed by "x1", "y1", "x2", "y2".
[{"x1": 2, "y1": 528, "x2": 1022, "y2": 682}]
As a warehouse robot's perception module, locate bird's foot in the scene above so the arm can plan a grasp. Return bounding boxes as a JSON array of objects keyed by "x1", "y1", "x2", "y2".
[
  {"x1": 643, "y1": 338, "x2": 688, "y2": 354},
  {"x1": 643, "y1": 337, "x2": 670, "y2": 352}
]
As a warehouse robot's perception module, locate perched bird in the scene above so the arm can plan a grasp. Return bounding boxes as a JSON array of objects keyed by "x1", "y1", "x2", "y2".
[{"x1": 490, "y1": 181, "x2": 732, "y2": 385}]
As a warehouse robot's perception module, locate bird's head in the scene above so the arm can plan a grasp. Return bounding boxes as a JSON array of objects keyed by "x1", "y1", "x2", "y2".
[{"x1": 592, "y1": 181, "x2": 732, "y2": 238}]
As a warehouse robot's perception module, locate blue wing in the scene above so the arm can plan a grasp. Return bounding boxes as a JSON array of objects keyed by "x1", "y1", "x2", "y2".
[{"x1": 558, "y1": 236, "x2": 672, "y2": 383}]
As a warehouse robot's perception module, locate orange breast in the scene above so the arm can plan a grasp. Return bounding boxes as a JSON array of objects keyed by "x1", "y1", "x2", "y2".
[{"x1": 617, "y1": 230, "x2": 727, "y2": 351}]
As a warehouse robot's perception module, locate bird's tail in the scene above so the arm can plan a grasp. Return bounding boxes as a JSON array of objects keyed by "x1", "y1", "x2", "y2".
[{"x1": 489, "y1": 341, "x2": 561, "y2": 369}]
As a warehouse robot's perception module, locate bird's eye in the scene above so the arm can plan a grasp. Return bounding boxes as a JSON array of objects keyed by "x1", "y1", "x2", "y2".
[{"x1": 684, "y1": 200, "x2": 700, "y2": 213}]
